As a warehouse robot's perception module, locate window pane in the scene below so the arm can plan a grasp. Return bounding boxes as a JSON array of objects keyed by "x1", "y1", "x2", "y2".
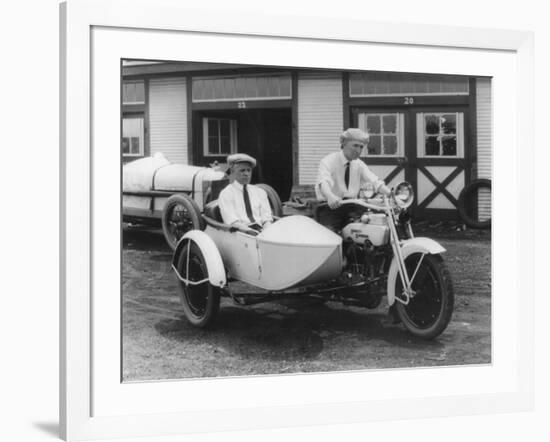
[
  {"x1": 441, "y1": 114, "x2": 457, "y2": 134},
  {"x1": 425, "y1": 115, "x2": 439, "y2": 134},
  {"x1": 123, "y1": 81, "x2": 145, "y2": 104},
  {"x1": 220, "y1": 136, "x2": 231, "y2": 154},
  {"x1": 205, "y1": 118, "x2": 237, "y2": 155},
  {"x1": 235, "y1": 78, "x2": 246, "y2": 97},
  {"x1": 130, "y1": 137, "x2": 141, "y2": 154},
  {"x1": 349, "y1": 75, "x2": 363, "y2": 95},
  {"x1": 279, "y1": 77, "x2": 291, "y2": 97},
  {"x1": 208, "y1": 119, "x2": 218, "y2": 137},
  {"x1": 127, "y1": 83, "x2": 136, "y2": 102},
  {"x1": 388, "y1": 77, "x2": 401, "y2": 94},
  {"x1": 202, "y1": 80, "x2": 214, "y2": 100},
  {"x1": 208, "y1": 136, "x2": 219, "y2": 154},
  {"x1": 383, "y1": 136, "x2": 397, "y2": 155},
  {"x1": 366, "y1": 115, "x2": 380, "y2": 134},
  {"x1": 349, "y1": 72, "x2": 468, "y2": 97},
  {"x1": 267, "y1": 77, "x2": 278, "y2": 96},
  {"x1": 257, "y1": 77, "x2": 269, "y2": 97},
  {"x1": 219, "y1": 119, "x2": 230, "y2": 137},
  {"x1": 135, "y1": 83, "x2": 145, "y2": 103},
  {"x1": 123, "y1": 83, "x2": 134, "y2": 103},
  {"x1": 214, "y1": 80, "x2": 224, "y2": 99},
  {"x1": 193, "y1": 75, "x2": 291, "y2": 101},
  {"x1": 382, "y1": 115, "x2": 396, "y2": 133},
  {"x1": 367, "y1": 136, "x2": 381, "y2": 155},
  {"x1": 244, "y1": 78, "x2": 257, "y2": 98},
  {"x1": 224, "y1": 79, "x2": 235, "y2": 99},
  {"x1": 427, "y1": 80, "x2": 442, "y2": 94},
  {"x1": 413, "y1": 80, "x2": 428, "y2": 94},
  {"x1": 192, "y1": 79, "x2": 203, "y2": 101},
  {"x1": 123, "y1": 117, "x2": 143, "y2": 135},
  {"x1": 442, "y1": 136, "x2": 457, "y2": 155},
  {"x1": 425, "y1": 136, "x2": 440, "y2": 155},
  {"x1": 122, "y1": 116, "x2": 144, "y2": 156}
]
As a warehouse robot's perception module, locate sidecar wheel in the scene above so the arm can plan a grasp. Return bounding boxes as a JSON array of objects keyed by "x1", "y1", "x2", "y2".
[
  {"x1": 395, "y1": 253, "x2": 454, "y2": 339},
  {"x1": 176, "y1": 241, "x2": 220, "y2": 327}
]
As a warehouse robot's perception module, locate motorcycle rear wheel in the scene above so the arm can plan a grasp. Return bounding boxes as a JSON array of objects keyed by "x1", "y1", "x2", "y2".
[{"x1": 395, "y1": 253, "x2": 454, "y2": 339}]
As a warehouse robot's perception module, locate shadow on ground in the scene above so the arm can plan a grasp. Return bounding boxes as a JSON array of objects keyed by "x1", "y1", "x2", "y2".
[
  {"x1": 123, "y1": 225, "x2": 169, "y2": 252},
  {"x1": 154, "y1": 299, "x2": 444, "y2": 363}
]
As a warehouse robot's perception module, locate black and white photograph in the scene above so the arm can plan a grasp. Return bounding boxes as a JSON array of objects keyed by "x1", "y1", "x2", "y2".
[
  {"x1": 5, "y1": 0, "x2": 550, "y2": 440},
  {"x1": 121, "y1": 60, "x2": 492, "y2": 381}
]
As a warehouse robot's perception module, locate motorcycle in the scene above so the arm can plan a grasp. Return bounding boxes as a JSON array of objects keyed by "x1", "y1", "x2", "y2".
[
  {"x1": 172, "y1": 181, "x2": 454, "y2": 339},
  {"x1": 313, "y1": 182, "x2": 454, "y2": 339}
]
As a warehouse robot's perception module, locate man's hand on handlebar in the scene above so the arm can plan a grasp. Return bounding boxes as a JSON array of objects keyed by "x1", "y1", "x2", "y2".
[
  {"x1": 378, "y1": 184, "x2": 392, "y2": 197},
  {"x1": 327, "y1": 194, "x2": 342, "y2": 209}
]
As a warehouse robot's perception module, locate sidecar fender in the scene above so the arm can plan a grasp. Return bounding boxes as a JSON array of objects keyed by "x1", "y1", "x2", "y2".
[
  {"x1": 172, "y1": 230, "x2": 226, "y2": 288},
  {"x1": 386, "y1": 237, "x2": 446, "y2": 306}
]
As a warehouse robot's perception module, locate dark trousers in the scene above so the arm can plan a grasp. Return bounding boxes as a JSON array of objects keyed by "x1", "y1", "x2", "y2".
[{"x1": 315, "y1": 204, "x2": 363, "y2": 233}]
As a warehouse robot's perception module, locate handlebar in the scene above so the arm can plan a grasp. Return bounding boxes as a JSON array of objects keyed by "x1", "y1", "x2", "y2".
[
  {"x1": 324, "y1": 197, "x2": 388, "y2": 212},
  {"x1": 316, "y1": 182, "x2": 413, "y2": 213},
  {"x1": 340, "y1": 198, "x2": 385, "y2": 209}
]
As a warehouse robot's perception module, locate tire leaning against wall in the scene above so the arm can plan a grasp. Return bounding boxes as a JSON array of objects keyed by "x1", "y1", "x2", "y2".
[{"x1": 457, "y1": 179, "x2": 491, "y2": 229}]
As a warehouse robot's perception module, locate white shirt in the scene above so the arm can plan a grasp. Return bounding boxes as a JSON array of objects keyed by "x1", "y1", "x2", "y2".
[
  {"x1": 315, "y1": 151, "x2": 384, "y2": 200},
  {"x1": 218, "y1": 181, "x2": 273, "y2": 226}
]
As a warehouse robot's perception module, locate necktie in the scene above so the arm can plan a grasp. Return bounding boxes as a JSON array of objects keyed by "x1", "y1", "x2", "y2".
[
  {"x1": 243, "y1": 184, "x2": 256, "y2": 224},
  {"x1": 344, "y1": 162, "x2": 350, "y2": 189}
]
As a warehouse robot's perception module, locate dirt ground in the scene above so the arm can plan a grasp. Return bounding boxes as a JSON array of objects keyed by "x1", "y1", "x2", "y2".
[{"x1": 122, "y1": 223, "x2": 491, "y2": 382}]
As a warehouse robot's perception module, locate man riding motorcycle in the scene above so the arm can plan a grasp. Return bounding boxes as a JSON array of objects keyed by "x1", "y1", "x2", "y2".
[{"x1": 315, "y1": 128, "x2": 392, "y2": 232}]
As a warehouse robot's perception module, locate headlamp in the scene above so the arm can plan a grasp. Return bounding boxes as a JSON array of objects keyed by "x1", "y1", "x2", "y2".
[{"x1": 394, "y1": 182, "x2": 414, "y2": 208}]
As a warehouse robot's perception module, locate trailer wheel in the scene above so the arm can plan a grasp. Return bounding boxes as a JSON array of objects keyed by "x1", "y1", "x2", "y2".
[
  {"x1": 457, "y1": 179, "x2": 491, "y2": 229},
  {"x1": 256, "y1": 183, "x2": 283, "y2": 217},
  {"x1": 162, "y1": 194, "x2": 204, "y2": 250}
]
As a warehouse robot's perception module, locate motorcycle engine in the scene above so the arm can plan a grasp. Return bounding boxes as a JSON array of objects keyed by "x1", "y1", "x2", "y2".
[{"x1": 341, "y1": 214, "x2": 390, "y2": 246}]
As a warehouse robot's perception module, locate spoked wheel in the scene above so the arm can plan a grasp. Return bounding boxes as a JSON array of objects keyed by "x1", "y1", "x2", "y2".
[
  {"x1": 162, "y1": 194, "x2": 205, "y2": 250},
  {"x1": 395, "y1": 253, "x2": 454, "y2": 339},
  {"x1": 176, "y1": 241, "x2": 220, "y2": 327}
]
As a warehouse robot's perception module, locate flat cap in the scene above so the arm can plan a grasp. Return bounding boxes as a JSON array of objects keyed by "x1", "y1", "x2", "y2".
[
  {"x1": 340, "y1": 128, "x2": 369, "y2": 145},
  {"x1": 227, "y1": 153, "x2": 257, "y2": 168}
]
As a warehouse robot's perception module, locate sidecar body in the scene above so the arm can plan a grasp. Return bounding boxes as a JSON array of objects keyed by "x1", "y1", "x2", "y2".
[{"x1": 173, "y1": 205, "x2": 343, "y2": 292}]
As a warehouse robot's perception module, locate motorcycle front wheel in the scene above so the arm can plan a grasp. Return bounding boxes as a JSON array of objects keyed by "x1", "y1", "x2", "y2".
[{"x1": 394, "y1": 253, "x2": 454, "y2": 339}]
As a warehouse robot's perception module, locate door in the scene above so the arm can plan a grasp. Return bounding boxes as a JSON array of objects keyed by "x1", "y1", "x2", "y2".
[
  {"x1": 193, "y1": 108, "x2": 293, "y2": 201},
  {"x1": 351, "y1": 106, "x2": 470, "y2": 219},
  {"x1": 411, "y1": 107, "x2": 469, "y2": 218}
]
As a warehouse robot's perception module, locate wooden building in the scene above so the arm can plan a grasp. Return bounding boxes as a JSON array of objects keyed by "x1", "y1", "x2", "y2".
[{"x1": 122, "y1": 61, "x2": 492, "y2": 220}]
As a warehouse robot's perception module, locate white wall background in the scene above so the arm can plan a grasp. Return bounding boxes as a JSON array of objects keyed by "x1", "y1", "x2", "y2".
[
  {"x1": 148, "y1": 77, "x2": 189, "y2": 164},
  {"x1": 0, "y1": 1, "x2": 548, "y2": 441}
]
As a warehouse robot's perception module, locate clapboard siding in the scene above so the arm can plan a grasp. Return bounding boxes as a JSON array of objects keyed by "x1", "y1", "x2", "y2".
[
  {"x1": 149, "y1": 78, "x2": 188, "y2": 164},
  {"x1": 298, "y1": 72, "x2": 343, "y2": 184},
  {"x1": 476, "y1": 78, "x2": 492, "y2": 220}
]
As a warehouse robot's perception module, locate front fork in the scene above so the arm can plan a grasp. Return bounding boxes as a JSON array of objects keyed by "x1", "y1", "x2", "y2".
[{"x1": 386, "y1": 204, "x2": 422, "y2": 305}]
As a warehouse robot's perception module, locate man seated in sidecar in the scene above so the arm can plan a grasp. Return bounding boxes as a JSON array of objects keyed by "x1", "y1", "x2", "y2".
[
  {"x1": 218, "y1": 153, "x2": 273, "y2": 235},
  {"x1": 315, "y1": 128, "x2": 392, "y2": 232}
]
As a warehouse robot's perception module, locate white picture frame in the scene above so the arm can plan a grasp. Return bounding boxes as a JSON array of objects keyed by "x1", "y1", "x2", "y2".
[{"x1": 60, "y1": 0, "x2": 534, "y2": 440}]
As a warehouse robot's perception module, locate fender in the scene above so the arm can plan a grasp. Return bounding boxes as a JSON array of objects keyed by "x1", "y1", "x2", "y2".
[
  {"x1": 386, "y1": 237, "x2": 446, "y2": 305},
  {"x1": 172, "y1": 230, "x2": 227, "y2": 288}
]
